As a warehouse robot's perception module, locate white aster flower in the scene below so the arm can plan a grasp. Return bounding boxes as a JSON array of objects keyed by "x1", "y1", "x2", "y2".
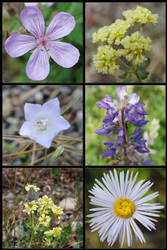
[{"x1": 87, "y1": 169, "x2": 164, "y2": 248}]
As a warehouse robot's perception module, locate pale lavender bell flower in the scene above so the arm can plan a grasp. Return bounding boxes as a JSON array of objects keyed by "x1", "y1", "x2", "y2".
[
  {"x1": 5, "y1": 6, "x2": 80, "y2": 81},
  {"x1": 19, "y1": 98, "x2": 70, "y2": 148}
]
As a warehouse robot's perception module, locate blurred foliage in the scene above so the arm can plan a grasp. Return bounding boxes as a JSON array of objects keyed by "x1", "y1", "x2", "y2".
[
  {"x1": 3, "y1": 2, "x2": 83, "y2": 83},
  {"x1": 86, "y1": 2, "x2": 166, "y2": 83},
  {"x1": 86, "y1": 85, "x2": 165, "y2": 166},
  {"x1": 85, "y1": 168, "x2": 166, "y2": 248}
]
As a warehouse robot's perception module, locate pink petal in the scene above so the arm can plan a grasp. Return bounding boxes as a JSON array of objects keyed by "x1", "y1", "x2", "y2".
[
  {"x1": 46, "y1": 12, "x2": 75, "y2": 40},
  {"x1": 47, "y1": 41, "x2": 80, "y2": 68},
  {"x1": 42, "y1": 98, "x2": 61, "y2": 116},
  {"x1": 20, "y1": 6, "x2": 45, "y2": 38},
  {"x1": 5, "y1": 34, "x2": 36, "y2": 57},
  {"x1": 26, "y1": 47, "x2": 50, "y2": 80},
  {"x1": 24, "y1": 103, "x2": 42, "y2": 121}
]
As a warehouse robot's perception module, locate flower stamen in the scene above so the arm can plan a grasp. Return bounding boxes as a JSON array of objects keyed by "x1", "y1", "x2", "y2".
[
  {"x1": 114, "y1": 197, "x2": 135, "y2": 218},
  {"x1": 36, "y1": 119, "x2": 48, "y2": 131}
]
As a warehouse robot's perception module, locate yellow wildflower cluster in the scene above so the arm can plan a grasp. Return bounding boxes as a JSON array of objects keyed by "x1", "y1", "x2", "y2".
[
  {"x1": 93, "y1": 45, "x2": 120, "y2": 74},
  {"x1": 23, "y1": 201, "x2": 38, "y2": 215},
  {"x1": 92, "y1": 6, "x2": 158, "y2": 75},
  {"x1": 120, "y1": 31, "x2": 152, "y2": 65},
  {"x1": 123, "y1": 6, "x2": 158, "y2": 25},
  {"x1": 39, "y1": 214, "x2": 51, "y2": 227},
  {"x1": 44, "y1": 227, "x2": 62, "y2": 238},
  {"x1": 25, "y1": 184, "x2": 40, "y2": 192}
]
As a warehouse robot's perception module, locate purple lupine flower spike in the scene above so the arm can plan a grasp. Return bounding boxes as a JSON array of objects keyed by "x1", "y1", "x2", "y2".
[
  {"x1": 19, "y1": 98, "x2": 70, "y2": 148},
  {"x1": 5, "y1": 7, "x2": 80, "y2": 81},
  {"x1": 95, "y1": 86, "x2": 151, "y2": 166}
]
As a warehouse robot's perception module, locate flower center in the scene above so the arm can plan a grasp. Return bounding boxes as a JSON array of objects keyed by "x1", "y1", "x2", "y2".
[
  {"x1": 36, "y1": 119, "x2": 48, "y2": 131},
  {"x1": 41, "y1": 38, "x2": 46, "y2": 46},
  {"x1": 114, "y1": 197, "x2": 135, "y2": 218}
]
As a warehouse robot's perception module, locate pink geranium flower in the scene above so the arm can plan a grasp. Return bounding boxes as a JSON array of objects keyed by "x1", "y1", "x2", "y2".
[{"x1": 5, "y1": 6, "x2": 80, "y2": 81}]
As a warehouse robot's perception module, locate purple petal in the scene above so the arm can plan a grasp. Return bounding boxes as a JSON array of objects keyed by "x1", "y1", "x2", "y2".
[
  {"x1": 5, "y1": 34, "x2": 36, "y2": 57},
  {"x1": 24, "y1": 103, "x2": 42, "y2": 121},
  {"x1": 47, "y1": 41, "x2": 80, "y2": 68},
  {"x1": 116, "y1": 86, "x2": 127, "y2": 100},
  {"x1": 96, "y1": 101, "x2": 110, "y2": 109},
  {"x1": 127, "y1": 93, "x2": 140, "y2": 105},
  {"x1": 42, "y1": 98, "x2": 61, "y2": 116},
  {"x1": 20, "y1": 7, "x2": 45, "y2": 38},
  {"x1": 26, "y1": 47, "x2": 50, "y2": 80},
  {"x1": 46, "y1": 12, "x2": 75, "y2": 40}
]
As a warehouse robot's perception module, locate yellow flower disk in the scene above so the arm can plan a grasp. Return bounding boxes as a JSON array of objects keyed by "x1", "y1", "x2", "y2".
[
  {"x1": 93, "y1": 45, "x2": 120, "y2": 74},
  {"x1": 123, "y1": 6, "x2": 159, "y2": 25},
  {"x1": 120, "y1": 31, "x2": 152, "y2": 65}
]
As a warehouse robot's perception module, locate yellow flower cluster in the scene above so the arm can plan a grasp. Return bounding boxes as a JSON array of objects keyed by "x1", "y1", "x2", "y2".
[
  {"x1": 44, "y1": 227, "x2": 62, "y2": 237},
  {"x1": 39, "y1": 214, "x2": 51, "y2": 227},
  {"x1": 92, "y1": 6, "x2": 158, "y2": 74},
  {"x1": 23, "y1": 201, "x2": 38, "y2": 215},
  {"x1": 93, "y1": 19, "x2": 130, "y2": 45},
  {"x1": 123, "y1": 6, "x2": 158, "y2": 25},
  {"x1": 120, "y1": 31, "x2": 152, "y2": 65},
  {"x1": 93, "y1": 45, "x2": 120, "y2": 74},
  {"x1": 25, "y1": 184, "x2": 40, "y2": 192}
]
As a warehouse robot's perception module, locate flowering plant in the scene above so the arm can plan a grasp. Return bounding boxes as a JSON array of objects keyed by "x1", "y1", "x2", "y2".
[
  {"x1": 23, "y1": 184, "x2": 63, "y2": 248},
  {"x1": 19, "y1": 98, "x2": 70, "y2": 149},
  {"x1": 5, "y1": 6, "x2": 80, "y2": 81},
  {"x1": 92, "y1": 6, "x2": 158, "y2": 82},
  {"x1": 87, "y1": 169, "x2": 164, "y2": 248},
  {"x1": 95, "y1": 86, "x2": 153, "y2": 165}
]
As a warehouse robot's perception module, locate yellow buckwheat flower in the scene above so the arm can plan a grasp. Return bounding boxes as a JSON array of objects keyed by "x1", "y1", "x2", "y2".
[
  {"x1": 107, "y1": 19, "x2": 130, "y2": 45},
  {"x1": 93, "y1": 45, "x2": 120, "y2": 74},
  {"x1": 120, "y1": 31, "x2": 152, "y2": 65},
  {"x1": 93, "y1": 25, "x2": 111, "y2": 43},
  {"x1": 44, "y1": 227, "x2": 62, "y2": 238},
  {"x1": 123, "y1": 6, "x2": 158, "y2": 25},
  {"x1": 51, "y1": 205, "x2": 63, "y2": 216}
]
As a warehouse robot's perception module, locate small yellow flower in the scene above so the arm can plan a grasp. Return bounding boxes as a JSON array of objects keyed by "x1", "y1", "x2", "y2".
[
  {"x1": 120, "y1": 31, "x2": 152, "y2": 65},
  {"x1": 51, "y1": 205, "x2": 63, "y2": 216},
  {"x1": 25, "y1": 184, "x2": 40, "y2": 192},
  {"x1": 123, "y1": 6, "x2": 158, "y2": 25},
  {"x1": 52, "y1": 227, "x2": 62, "y2": 237},
  {"x1": 38, "y1": 195, "x2": 54, "y2": 207},
  {"x1": 23, "y1": 201, "x2": 38, "y2": 214},
  {"x1": 44, "y1": 227, "x2": 62, "y2": 238},
  {"x1": 93, "y1": 45, "x2": 120, "y2": 74},
  {"x1": 39, "y1": 214, "x2": 51, "y2": 227}
]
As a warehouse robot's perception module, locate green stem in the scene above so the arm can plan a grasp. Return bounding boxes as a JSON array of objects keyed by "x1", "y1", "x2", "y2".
[{"x1": 45, "y1": 148, "x2": 47, "y2": 166}]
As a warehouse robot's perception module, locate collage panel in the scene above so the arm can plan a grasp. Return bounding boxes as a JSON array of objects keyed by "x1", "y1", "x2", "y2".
[
  {"x1": 2, "y1": 167, "x2": 83, "y2": 248},
  {"x1": 85, "y1": 2, "x2": 165, "y2": 83},
  {"x1": 85, "y1": 167, "x2": 166, "y2": 248},
  {"x1": 3, "y1": 2, "x2": 83, "y2": 83},
  {"x1": 86, "y1": 85, "x2": 166, "y2": 166},
  {"x1": 3, "y1": 85, "x2": 83, "y2": 166}
]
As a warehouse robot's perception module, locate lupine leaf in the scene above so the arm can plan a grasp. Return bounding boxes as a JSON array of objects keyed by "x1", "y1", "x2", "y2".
[{"x1": 139, "y1": 58, "x2": 151, "y2": 69}]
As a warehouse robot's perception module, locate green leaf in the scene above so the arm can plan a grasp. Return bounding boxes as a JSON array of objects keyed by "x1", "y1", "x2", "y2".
[
  {"x1": 138, "y1": 71, "x2": 149, "y2": 80},
  {"x1": 51, "y1": 145, "x2": 64, "y2": 160},
  {"x1": 139, "y1": 58, "x2": 151, "y2": 68},
  {"x1": 123, "y1": 74, "x2": 133, "y2": 83},
  {"x1": 119, "y1": 72, "x2": 128, "y2": 79}
]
